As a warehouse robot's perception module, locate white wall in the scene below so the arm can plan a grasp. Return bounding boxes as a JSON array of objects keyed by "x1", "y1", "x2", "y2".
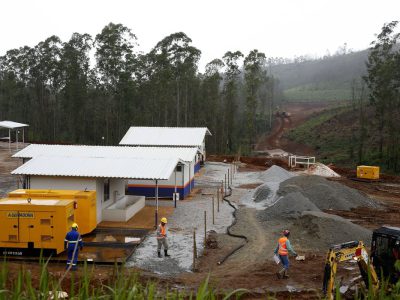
[
  {"x1": 30, "y1": 176, "x2": 96, "y2": 190},
  {"x1": 129, "y1": 160, "x2": 194, "y2": 188},
  {"x1": 110, "y1": 179, "x2": 126, "y2": 202},
  {"x1": 30, "y1": 176, "x2": 127, "y2": 224}
]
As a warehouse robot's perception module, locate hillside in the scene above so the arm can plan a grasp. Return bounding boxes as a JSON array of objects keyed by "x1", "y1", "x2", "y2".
[
  {"x1": 284, "y1": 104, "x2": 397, "y2": 172},
  {"x1": 271, "y1": 50, "x2": 368, "y2": 101}
]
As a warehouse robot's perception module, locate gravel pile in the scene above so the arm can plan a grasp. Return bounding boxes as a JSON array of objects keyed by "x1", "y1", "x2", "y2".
[
  {"x1": 278, "y1": 175, "x2": 376, "y2": 210},
  {"x1": 252, "y1": 184, "x2": 271, "y2": 202},
  {"x1": 249, "y1": 165, "x2": 297, "y2": 205},
  {"x1": 291, "y1": 211, "x2": 372, "y2": 250},
  {"x1": 259, "y1": 165, "x2": 295, "y2": 182},
  {"x1": 258, "y1": 192, "x2": 321, "y2": 220}
]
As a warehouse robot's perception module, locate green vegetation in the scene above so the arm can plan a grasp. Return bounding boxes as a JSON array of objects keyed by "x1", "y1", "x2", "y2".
[
  {"x1": 283, "y1": 85, "x2": 351, "y2": 102},
  {"x1": 0, "y1": 25, "x2": 277, "y2": 154},
  {"x1": 0, "y1": 259, "x2": 246, "y2": 299},
  {"x1": 286, "y1": 105, "x2": 355, "y2": 165},
  {"x1": 270, "y1": 49, "x2": 368, "y2": 102}
]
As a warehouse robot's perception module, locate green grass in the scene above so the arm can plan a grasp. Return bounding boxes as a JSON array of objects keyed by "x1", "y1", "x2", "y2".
[
  {"x1": 283, "y1": 82, "x2": 351, "y2": 102},
  {"x1": 0, "y1": 258, "x2": 248, "y2": 300}
]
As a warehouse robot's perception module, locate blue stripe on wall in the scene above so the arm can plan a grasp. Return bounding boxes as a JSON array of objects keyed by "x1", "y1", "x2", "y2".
[
  {"x1": 127, "y1": 180, "x2": 195, "y2": 199},
  {"x1": 194, "y1": 161, "x2": 201, "y2": 173}
]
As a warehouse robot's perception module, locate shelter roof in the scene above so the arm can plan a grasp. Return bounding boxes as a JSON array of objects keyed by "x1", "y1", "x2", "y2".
[
  {"x1": 13, "y1": 144, "x2": 198, "y2": 162},
  {"x1": 11, "y1": 156, "x2": 178, "y2": 180},
  {"x1": 0, "y1": 121, "x2": 29, "y2": 129},
  {"x1": 119, "y1": 127, "x2": 211, "y2": 147}
]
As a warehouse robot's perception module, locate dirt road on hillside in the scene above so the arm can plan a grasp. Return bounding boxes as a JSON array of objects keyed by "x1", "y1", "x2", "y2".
[{"x1": 255, "y1": 102, "x2": 332, "y2": 155}]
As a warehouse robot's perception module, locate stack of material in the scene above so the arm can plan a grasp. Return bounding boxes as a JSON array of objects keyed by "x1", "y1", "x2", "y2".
[
  {"x1": 291, "y1": 211, "x2": 372, "y2": 250},
  {"x1": 278, "y1": 175, "x2": 377, "y2": 210}
]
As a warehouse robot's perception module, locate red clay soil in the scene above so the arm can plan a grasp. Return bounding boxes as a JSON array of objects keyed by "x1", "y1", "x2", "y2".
[{"x1": 255, "y1": 102, "x2": 332, "y2": 155}]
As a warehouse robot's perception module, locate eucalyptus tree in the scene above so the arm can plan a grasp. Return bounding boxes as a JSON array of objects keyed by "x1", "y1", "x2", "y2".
[
  {"x1": 94, "y1": 22, "x2": 137, "y2": 143},
  {"x1": 30, "y1": 36, "x2": 63, "y2": 140},
  {"x1": 202, "y1": 58, "x2": 224, "y2": 152},
  {"x1": 0, "y1": 46, "x2": 36, "y2": 121},
  {"x1": 60, "y1": 33, "x2": 93, "y2": 143},
  {"x1": 244, "y1": 49, "x2": 267, "y2": 147},
  {"x1": 222, "y1": 51, "x2": 243, "y2": 153},
  {"x1": 150, "y1": 32, "x2": 201, "y2": 126},
  {"x1": 365, "y1": 21, "x2": 400, "y2": 169}
]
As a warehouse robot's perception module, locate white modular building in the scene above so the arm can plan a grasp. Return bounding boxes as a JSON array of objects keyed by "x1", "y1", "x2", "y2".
[
  {"x1": 11, "y1": 155, "x2": 180, "y2": 224},
  {"x1": 13, "y1": 144, "x2": 198, "y2": 199},
  {"x1": 119, "y1": 126, "x2": 211, "y2": 170}
]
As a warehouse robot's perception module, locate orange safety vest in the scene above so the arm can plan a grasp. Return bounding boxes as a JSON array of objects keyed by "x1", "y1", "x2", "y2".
[
  {"x1": 278, "y1": 237, "x2": 288, "y2": 255},
  {"x1": 160, "y1": 225, "x2": 166, "y2": 236}
]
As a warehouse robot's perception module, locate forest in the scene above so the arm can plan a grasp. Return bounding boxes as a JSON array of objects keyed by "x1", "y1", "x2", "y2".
[
  {"x1": 0, "y1": 23, "x2": 278, "y2": 154},
  {"x1": 1, "y1": 21, "x2": 399, "y2": 171}
]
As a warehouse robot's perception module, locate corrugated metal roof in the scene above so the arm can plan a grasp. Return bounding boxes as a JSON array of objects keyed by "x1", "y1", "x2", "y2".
[
  {"x1": 0, "y1": 121, "x2": 29, "y2": 129},
  {"x1": 11, "y1": 156, "x2": 178, "y2": 180},
  {"x1": 119, "y1": 127, "x2": 211, "y2": 147},
  {"x1": 13, "y1": 144, "x2": 198, "y2": 162}
]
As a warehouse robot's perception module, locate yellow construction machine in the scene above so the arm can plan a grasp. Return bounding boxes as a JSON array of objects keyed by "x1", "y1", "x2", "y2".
[{"x1": 322, "y1": 226, "x2": 400, "y2": 299}]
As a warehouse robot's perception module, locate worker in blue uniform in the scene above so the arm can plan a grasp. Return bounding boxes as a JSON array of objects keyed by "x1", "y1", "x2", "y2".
[{"x1": 64, "y1": 223, "x2": 83, "y2": 270}]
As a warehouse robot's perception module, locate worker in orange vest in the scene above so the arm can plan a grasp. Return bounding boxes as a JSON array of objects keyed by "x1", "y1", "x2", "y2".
[
  {"x1": 156, "y1": 217, "x2": 170, "y2": 258},
  {"x1": 274, "y1": 229, "x2": 297, "y2": 279}
]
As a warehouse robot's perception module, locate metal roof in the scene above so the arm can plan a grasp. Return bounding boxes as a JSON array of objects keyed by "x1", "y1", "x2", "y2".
[
  {"x1": 0, "y1": 121, "x2": 29, "y2": 129},
  {"x1": 11, "y1": 156, "x2": 178, "y2": 180},
  {"x1": 13, "y1": 144, "x2": 198, "y2": 162},
  {"x1": 119, "y1": 127, "x2": 211, "y2": 147}
]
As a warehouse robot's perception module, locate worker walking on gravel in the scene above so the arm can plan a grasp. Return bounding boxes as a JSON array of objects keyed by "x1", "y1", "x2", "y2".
[
  {"x1": 274, "y1": 229, "x2": 297, "y2": 279},
  {"x1": 157, "y1": 217, "x2": 170, "y2": 258},
  {"x1": 64, "y1": 223, "x2": 83, "y2": 271}
]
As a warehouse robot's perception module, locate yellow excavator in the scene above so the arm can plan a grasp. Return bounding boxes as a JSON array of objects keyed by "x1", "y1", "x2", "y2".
[{"x1": 322, "y1": 226, "x2": 400, "y2": 299}]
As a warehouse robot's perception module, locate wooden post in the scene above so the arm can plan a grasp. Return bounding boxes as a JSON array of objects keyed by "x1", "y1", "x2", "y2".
[
  {"x1": 217, "y1": 189, "x2": 220, "y2": 212},
  {"x1": 192, "y1": 230, "x2": 197, "y2": 272},
  {"x1": 204, "y1": 211, "x2": 207, "y2": 246},
  {"x1": 228, "y1": 169, "x2": 230, "y2": 188},
  {"x1": 224, "y1": 174, "x2": 227, "y2": 195},
  {"x1": 212, "y1": 196, "x2": 215, "y2": 225}
]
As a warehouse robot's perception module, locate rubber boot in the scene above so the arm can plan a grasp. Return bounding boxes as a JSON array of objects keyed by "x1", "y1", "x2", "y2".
[
  {"x1": 164, "y1": 250, "x2": 170, "y2": 257},
  {"x1": 276, "y1": 268, "x2": 285, "y2": 279},
  {"x1": 283, "y1": 270, "x2": 289, "y2": 279},
  {"x1": 158, "y1": 251, "x2": 161, "y2": 258}
]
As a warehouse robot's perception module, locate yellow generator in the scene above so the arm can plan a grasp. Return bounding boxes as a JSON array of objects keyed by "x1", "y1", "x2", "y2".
[
  {"x1": 357, "y1": 165, "x2": 380, "y2": 180},
  {"x1": 0, "y1": 198, "x2": 75, "y2": 254},
  {"x1": 8, "y1": 189, "x2": 96, "y2": 235}
]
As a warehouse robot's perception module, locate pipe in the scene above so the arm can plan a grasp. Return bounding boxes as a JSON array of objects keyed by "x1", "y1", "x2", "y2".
[{"x1": 217, "y1": 187, "x2": 248, "y2": 265}]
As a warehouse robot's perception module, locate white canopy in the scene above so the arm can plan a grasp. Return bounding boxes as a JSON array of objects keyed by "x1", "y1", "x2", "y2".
[
  {"x1": 119, "y1": 127, "x2": 211, "y2": 147},
  {"x1": 11, "y1": 156, "x2": 179, "y2": 180},
  {"x1": 0, "y1": 121, "x2": 29, "y2": 129},
  {"x1": 13, "y1": 144, "x2": 198, "y2": 162}
]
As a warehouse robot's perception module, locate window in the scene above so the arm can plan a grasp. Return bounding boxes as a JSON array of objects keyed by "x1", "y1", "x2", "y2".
[
  {"x1": 176, "y1": 165, "x2": 182, "y2": 172},
  {"x1": 104, "y1": 179, "x2": 110, "y2": 202}
]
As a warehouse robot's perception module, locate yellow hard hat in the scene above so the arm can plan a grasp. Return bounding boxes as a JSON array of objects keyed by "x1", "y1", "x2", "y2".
[
  {"x1": 72, "y1": 223, "x2": 78, "y2": 229},
  {"x1": 161, "y1": 217, "x2": 167, "y2": 223}
]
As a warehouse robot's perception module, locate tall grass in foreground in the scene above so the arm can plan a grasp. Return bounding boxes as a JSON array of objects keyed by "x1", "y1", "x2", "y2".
[
  {"x1": 334, "y1": 260, "x2": 400, "y2": 300},
  {"x1": 0, "y1": 258, "x2": 247, "y2": 300}
]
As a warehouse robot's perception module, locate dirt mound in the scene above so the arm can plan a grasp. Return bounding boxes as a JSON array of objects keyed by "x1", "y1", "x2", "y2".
[
  {"x1": 292, "y1": 211, "x2": 372, "y2": 251},
  {"x1": 278, "y1": 175, "x2": 376, "y2": 210},
  {"x1": 258, "y1": 192, "x2": 321, "y2": 220},
  {"x1": 260, "y1": 165, "x2": 295, "y2": 182}
]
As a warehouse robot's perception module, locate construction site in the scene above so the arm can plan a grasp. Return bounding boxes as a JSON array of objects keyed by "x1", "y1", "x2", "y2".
[{"x1": 0, "y1": 105, "x2": 399, "y2": 299}]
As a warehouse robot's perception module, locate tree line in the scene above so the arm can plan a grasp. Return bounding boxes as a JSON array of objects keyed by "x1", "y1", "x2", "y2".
[
  {"x1": 351, "y1": 21, "x2": 400, "y2": 172},
  {"x1": 0, "y1": 23, "x2": 278, "y2": 154}
]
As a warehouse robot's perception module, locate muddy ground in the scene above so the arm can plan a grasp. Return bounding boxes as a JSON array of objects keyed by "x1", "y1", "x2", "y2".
[{"x1": 1, "y1": 102, "x2": 399, "y2": 299}]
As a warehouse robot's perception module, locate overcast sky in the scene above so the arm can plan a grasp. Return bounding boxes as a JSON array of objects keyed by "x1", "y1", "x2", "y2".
[{"x1": 1, "y1": 0, "x2": 399, "y2": 71}]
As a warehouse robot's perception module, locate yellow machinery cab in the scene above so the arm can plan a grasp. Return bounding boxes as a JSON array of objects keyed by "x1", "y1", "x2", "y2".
[
  {"x1": 7, "y1": 189, "x2": 96, "y2": 235},
  {"x1": 0, "y1": 198, "x2": 75, "y2": 254},
  {"x1": 357, "y1": 165, "x2": 380, "y2": 180}
]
